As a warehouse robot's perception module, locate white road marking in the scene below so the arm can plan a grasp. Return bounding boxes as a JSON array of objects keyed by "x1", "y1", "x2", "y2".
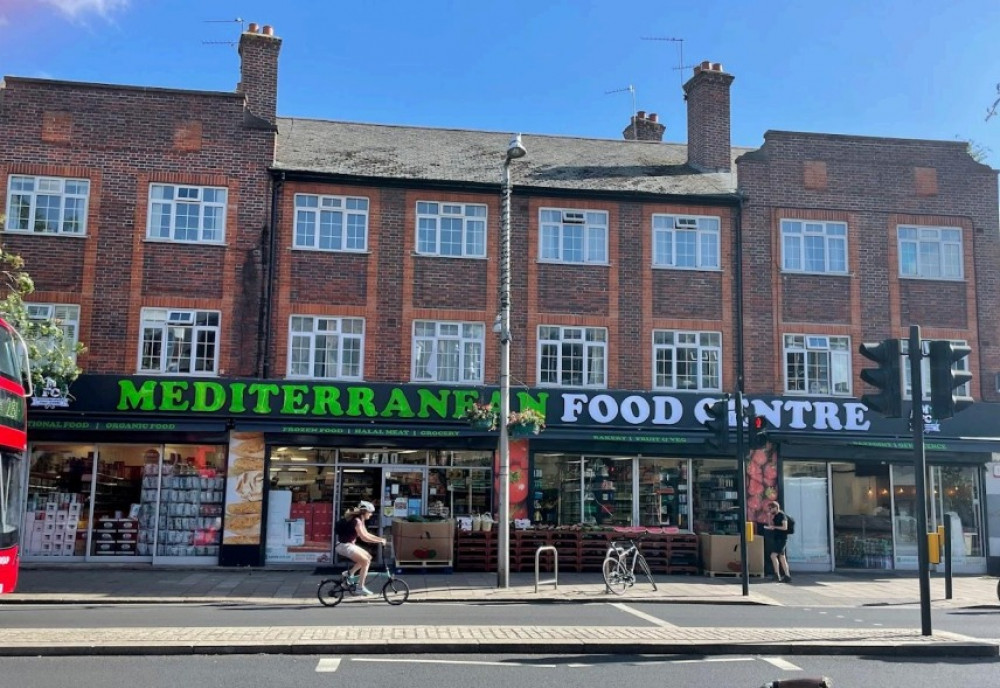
[
  {"x1": 352, "y1": 658, "x2": 558, "y2": 668},
  {"x1": 673, "y1": 657, "x2": 756, "y2": 664},
  {"x1": 315, "y1": 658, "x2": 341, "y2": 672},
  {"x1": 762, "y1": 656, "x2": 802, "y2": 671},
  {"x1": 609, "y1": 602, "x2": 679, "y2": 627}
]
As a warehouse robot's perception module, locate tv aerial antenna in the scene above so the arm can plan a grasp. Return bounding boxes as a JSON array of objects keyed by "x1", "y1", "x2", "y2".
[
  {"x1": 202, "y1": 17, "x2": 246, "y2": 48},
  {"x1": 606, "y1": 85, "x2": 637, "y2": 138},
  {"x1": 641, "y1": 36, "x2": 698, "y2": 91}
]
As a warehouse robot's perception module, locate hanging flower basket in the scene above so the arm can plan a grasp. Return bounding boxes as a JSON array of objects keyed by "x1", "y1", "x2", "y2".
[
  {"x1": 506, "y1": 408, "x2": 546, "y2": 437},
  {"x1": 463, "y1": 402, "x2": 499, "y2": 431}
]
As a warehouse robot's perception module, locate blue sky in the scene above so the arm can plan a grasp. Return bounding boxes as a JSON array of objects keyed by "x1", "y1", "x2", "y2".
[{"x1": 3, "y1": 0, "x2": 1000, "y2": 163}]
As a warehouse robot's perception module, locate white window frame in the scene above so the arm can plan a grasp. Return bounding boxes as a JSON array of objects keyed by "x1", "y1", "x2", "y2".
[
  {"x1": 539, "y1": 208, "x2": 608, "y2": 265},
  {"x1": 897, "y1": 225, "x2": 963, "y2": 280},
  {"x1": 287, "y1": 315, "x2": 365, "y2": 380},
  {"x1": 537, "y1": 325, "x2": 607, "y2": 388},
  {"x1": 411, "y1": 320, "x2": 485, "y2": 384},
  {"x1": 781, "y1": 219, "x2": 848, "y2": 274},
  {"x1": 5, "y1": 175, "x2": 90, "y2": 235},
  {"x1": 415, "y1": 201, "x2": 487, "y2": 258},
  {"x1": 146, "y1": 184, "x2": 227, "y2": 244},
  {"x1": 138, "y1": 308, "x2": 220, "y2": 375},
  {"x1": 293, "y1": 193, "x2": 369, "y2": 252},
  {"x1": 901, "y1": 339, "x2": 971, "y2": 400},
  {"x1": 652, "y1": 330, "x2": 722, "y2": 391},
  {"x1": 27, "y1": 303, "x2": 80, "y2": 363},
  {"x1": 783, "y1": 334, "x2": 851, "y2": 396},
  {"x1": 652, "y1": 214, "x2": 720, "y2": 269}
]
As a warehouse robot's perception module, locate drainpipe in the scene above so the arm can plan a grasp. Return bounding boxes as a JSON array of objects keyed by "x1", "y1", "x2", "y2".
[{"x1": 259, "y1": 171, "x2": 283, "y2": 378}]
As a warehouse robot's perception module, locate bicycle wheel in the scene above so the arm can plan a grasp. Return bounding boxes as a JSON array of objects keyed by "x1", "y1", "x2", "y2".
[
  {"x1": 996, "y1": 577, "x2": 1000, "y2": 603},
  {"x1": 382, "y1": 578, "x2": 410, "y2": 605},
  {"x1": 602, "y1": 557, "x2": 628, "y2": 595},
  {"x1": 317, "y1": 579, "x2": 345, "y2": 607},
  {"x1": 636, "y1": 554, "x2": 657, "y2": 591}
]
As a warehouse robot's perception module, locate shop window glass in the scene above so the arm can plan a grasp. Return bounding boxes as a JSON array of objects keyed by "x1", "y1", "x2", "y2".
[
  {"x1": 930, "y1": 465, "x2": 983, "y2": 559},
  {"x1": 832, "y1": 462, "x2": 892, "y2": 569},
  {"x1": 638, "y1": 458, "x2": 689, "y2": 528},
  {"x1": 25, "y1": 445, "x2": 94, "y2": 559},
  {"x1": 266, "y1": 448, "x2": 337, "y2": 565},
  {"x1": 149, "y1": 446, "x2": 226, "y2": 558},
  {"x1": 693, "y1": 459, "x2": 740, "y2": 535},
  {"x1": 533, "y1": 453, "x2": 565, "y2": 525}
]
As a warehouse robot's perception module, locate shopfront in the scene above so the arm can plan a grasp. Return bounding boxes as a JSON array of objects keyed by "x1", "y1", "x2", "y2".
[{"x1": 23, "y1": 376, "x2": 1000, "y2": 573}]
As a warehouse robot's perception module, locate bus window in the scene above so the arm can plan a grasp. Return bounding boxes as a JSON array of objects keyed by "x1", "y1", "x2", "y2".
[{"x1": 0, "y1": 451, "x2": 22, "y2": 550}]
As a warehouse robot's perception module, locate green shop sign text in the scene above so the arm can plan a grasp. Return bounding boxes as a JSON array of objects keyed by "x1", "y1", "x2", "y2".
[{"x1": 117, "y1": 380, "x2": 547, "y2": 421}]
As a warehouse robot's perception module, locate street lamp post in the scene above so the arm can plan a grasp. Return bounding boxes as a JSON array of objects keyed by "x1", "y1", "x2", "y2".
[{"x1": 497, "y1": 133, "x2": 525, "y2": 589}]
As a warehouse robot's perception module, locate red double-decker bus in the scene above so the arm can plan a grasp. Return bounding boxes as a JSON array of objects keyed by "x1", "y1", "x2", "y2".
[{"x1": 0, "y1": 317, "x2": 31, "y2": 594}]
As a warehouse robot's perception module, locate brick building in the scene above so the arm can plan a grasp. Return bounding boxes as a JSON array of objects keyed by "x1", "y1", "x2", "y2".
[{"x1": 3, "y1": 26, "x2": 999, "y2": 574}]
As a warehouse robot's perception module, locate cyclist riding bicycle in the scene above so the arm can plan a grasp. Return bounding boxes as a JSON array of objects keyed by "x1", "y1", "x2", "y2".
[{"x1": 334, "y1": 501, "x2": 386, "y2": 596}]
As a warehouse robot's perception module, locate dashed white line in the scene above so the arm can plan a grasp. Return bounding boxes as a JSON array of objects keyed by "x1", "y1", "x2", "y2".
[
  {"x1": 762, "y1": 656, "x2": 802, "y2": 671},
  {"x1": 315, "y1": 658, "x2": 341, "y2": 672},
  {"x1": 609, "y1": 602, "x2": 679, "y2": 627}
]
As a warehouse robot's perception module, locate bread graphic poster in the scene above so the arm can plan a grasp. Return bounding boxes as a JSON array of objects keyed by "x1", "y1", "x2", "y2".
[{"x1": 223, "y1": 432, "x2": 265, "y2": 545}]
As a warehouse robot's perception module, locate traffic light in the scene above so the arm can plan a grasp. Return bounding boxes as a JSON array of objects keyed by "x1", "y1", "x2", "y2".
[
  {"x1": 748, "y1": 411, "x2": 769, "y2": 449},
  {"x1": 702, "y1": 397, "x2": 730, "y2": 452},
  {"x1": 928, "y1": 341, "x2": 973, "y2": 419},
  {"x1": 858, "y1": 339, "x2": 902, "y2": 418}
]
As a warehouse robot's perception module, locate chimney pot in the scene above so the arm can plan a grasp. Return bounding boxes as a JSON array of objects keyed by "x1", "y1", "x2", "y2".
[
  {"x1": 700, "y1": 60, "x2": 712, "y2": 70},
  {"x1": 262, "y1": 25, "x2": 274, "y2": 36},
  {"x1": 712, "y1": 62, "x2": 722, "y2": 71},
  {"x1": 637, "y1": 110, "x2": 646, "y2": 119},
  {"x1": 649, "y1": 113, "x2": 658, "y2": 122},
  {"x1": 247, "y1": 22, "x2": 259, "y2": 33}
]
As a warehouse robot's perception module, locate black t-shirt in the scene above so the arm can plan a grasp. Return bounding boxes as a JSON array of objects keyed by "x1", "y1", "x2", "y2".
[
  {"x1": 335, "y1": 517, "x2": 358, "y2": 544},
  {"x1": 772, "y1": 512, "x2": 788, "y2": 539}
]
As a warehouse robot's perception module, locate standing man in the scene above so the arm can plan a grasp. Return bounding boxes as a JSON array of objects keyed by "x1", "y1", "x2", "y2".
[{"x1": 764, "y1": 501, "x2": 791, "y2": 583}]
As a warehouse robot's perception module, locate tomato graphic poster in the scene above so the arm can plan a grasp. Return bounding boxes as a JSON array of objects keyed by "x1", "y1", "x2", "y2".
[
  {"x1": 493, "y1": 440, "x2": 530, "y2": 520},
  {"x1": 746, "y1": 444, "x2": 778, "y2": 526}
]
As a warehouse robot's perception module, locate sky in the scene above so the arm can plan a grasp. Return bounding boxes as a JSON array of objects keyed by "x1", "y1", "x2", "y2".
[{"x1": 2, "y1": 0, "x2": 1000, "y2": 163}]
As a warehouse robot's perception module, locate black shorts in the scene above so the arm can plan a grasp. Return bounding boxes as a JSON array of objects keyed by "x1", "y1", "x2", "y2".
[{"x1": 772, "y1": 535, "x2": 788, "y2": 553}]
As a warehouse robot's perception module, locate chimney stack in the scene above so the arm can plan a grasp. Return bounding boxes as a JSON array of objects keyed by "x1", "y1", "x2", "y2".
[
  {"x1": 683, "y1": 61, "x2": 734, "y2": 172},
  {"x1": 623, "y1": 110, "x2": 666, "y2": 142},
  {"x1": 237, "y1": 23, "x2": 282, "y2": 125}
]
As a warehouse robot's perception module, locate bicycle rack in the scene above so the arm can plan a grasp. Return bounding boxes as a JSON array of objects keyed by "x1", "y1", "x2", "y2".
[{"x1": 534, "y1": 545, "x2": 558, "y2": 592}]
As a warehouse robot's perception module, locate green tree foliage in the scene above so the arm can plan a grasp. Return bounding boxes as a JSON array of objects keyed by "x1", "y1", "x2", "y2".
[{"x1": 0, "y1": 237, "x2": 85, "y2": 396}]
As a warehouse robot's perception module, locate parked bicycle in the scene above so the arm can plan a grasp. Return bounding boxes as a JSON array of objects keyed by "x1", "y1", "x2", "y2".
[
  {"x1": 317, "y1": 542, "x2": 410, "y2": 606},
  {"x1": 602, "y1": 537, "x2": 657, "y2": 594}
]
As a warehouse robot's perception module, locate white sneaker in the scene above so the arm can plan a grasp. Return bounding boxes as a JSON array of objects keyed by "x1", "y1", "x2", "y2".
[{"x1": 361, "y1": 587, "x2": 375, "y2": 597}]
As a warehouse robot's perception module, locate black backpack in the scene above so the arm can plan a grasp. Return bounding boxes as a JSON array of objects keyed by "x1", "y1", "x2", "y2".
[
  {"x1": 334, "y1": 517, "x2": 356, "y2": 543},
  {"x1": 785, "y1": 514, "x2": 796, "y2": 535}
]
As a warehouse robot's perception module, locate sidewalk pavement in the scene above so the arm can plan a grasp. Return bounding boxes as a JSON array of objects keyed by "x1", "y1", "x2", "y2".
[{"x1": 1, "y1": 565, "x2": 997, "y2": 658}]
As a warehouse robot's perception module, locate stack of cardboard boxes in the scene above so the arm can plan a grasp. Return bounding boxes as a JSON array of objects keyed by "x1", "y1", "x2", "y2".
[
  {"x1": 24, "y1": 495, "x2": 83, "y2": 557},
  {"x1": 288, "y1": 501, "x2": 334, "y2": 549},
  {"x1": 91, "y1": 517, "x2": 139, "y2": 556}
]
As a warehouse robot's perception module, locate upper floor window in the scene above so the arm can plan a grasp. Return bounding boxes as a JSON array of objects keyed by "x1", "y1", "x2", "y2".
[
  {"x1": 294, "y1": 194, "x2": 369, "y2": 252},
  {"x1": 652, "y1": 330, "x2": 721, "y2": 391},
  {"x1": 538, "y1": 326, "x2": 607, "y2": 388},
  {"x1": 784, "y1": 334, "x2": 851, "y2": 396},
  {"x1": 27, "y1": 303, "x2": 80, "y2": 363},
  {"x1": 5, "y1": 175, "x2": 90, "y2": 235},
  {"x1": 138, "y1": 308, "x2": 219, "y2": 375},
  {"x1": 652, "y1": 214, "x2": 720, "y2": 269},
  {"x1": 416, "y1": 202, "x2": 486, "y2": 258},
  {"x1": 901, "y1": 339, "x2": 971, "y2": 400},
  {"x1": 898, "y1": 225, "x2": 963, "y2": 280},
  {"x1": 412, "y1": 321, "x2": 484, "y2": 384},
  {"x1": 539, "y1": 208, "x2": 608, "y2": 264},
  {"x1": 147, "y1": 184, "x2": 227, "y2": 244},
  {"x1": 781, "y1": 220, "x2": 847, "y2": 274},
  {"x1": 288, "y1": 315, "x2": 364, "y2": 380}
]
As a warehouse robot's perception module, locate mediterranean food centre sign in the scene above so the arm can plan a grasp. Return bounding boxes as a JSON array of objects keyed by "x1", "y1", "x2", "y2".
[{"x1": 28, "y1": 373, "x2": 997, "y2": 437}]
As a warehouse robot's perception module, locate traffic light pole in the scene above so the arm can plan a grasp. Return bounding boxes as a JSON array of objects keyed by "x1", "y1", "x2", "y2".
[{"x1": 908, "y1": 325, "x2": 932, "y2": 636}]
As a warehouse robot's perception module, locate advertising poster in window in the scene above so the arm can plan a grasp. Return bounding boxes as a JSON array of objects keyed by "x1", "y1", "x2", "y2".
[{"x1": 222, "y1": 432, "x2": 264, "y2": 545}]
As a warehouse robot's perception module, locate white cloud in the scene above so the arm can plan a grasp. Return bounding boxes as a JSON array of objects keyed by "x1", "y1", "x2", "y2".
[{"x1": 40, "y1": 0, "x2": 130, "y2": 19}]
